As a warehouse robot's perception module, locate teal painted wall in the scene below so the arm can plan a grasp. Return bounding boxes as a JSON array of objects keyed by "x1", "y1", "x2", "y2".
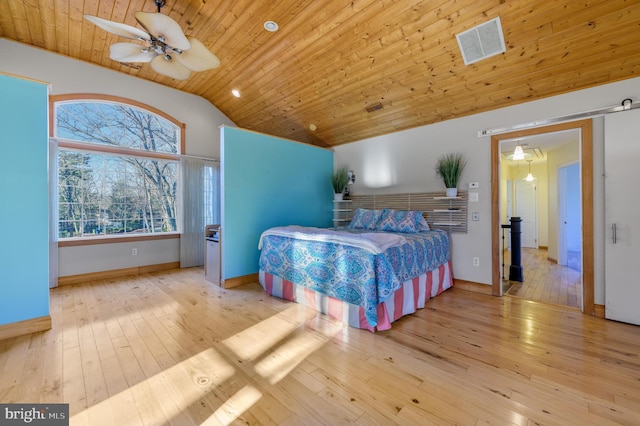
[
  {"x1": 221, "y1": 126, "x2": 333, "y2": 279},
  {"x1": 0, "y1": 74, "x2": 50, "y2": 325}
]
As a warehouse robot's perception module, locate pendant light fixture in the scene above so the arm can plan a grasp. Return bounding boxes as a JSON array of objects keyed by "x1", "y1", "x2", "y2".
[
  {"x1": 512, "y1": 142, "x2": 525, "y2": 161},
  {"x1": 525, "y1": 160, "x2": 535, "y2": 181}
]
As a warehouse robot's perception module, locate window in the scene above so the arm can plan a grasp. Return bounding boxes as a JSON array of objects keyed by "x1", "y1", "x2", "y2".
[
  {"x1": 203, "y1": 164, "x2": 218, "y2": 226},
  {"x1": 54, "y1": 96, "x2": 182, "y2": 239}
]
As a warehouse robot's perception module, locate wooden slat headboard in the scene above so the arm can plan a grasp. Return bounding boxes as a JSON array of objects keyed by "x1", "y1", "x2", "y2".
[{"x1": 348, "y1": 191, "x2": 468, "y2": 233}]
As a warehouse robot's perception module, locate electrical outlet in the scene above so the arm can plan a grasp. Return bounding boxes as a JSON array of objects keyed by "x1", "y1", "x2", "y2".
[
  {"x1": 473, "y1": 257, "x2": 479, "y2": 267},
  {"x1": 469, "y1": 181, "x2": 479, "y2": 189},
  {"x1": 472, "y1": 212, "x2": 479, "y2": 221},
  {"x1": 132, "y1": 248, "x2": 138, "y2": 256}
]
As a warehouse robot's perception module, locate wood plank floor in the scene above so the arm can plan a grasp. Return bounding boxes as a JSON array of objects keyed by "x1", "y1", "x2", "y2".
[
  {"x1": 1, "y1": 267, "x2": 639, "y2": 425},
  {"x1": 504, "y1": 248, "x2": 582, "y2": 309}
]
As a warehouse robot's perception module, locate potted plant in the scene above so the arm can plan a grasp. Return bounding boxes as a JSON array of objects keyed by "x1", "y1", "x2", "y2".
[
  {"x1": 332, "y1": 166, "x2": 349, "y2": 200},
  {"x1": 436, "y1": 153, "x2": 466, "y2": 197}
]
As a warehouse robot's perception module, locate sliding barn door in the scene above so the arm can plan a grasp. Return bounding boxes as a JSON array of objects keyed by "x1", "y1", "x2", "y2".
[{"x1": 604, "y1": 108, "x2": 640, "y2": 325}]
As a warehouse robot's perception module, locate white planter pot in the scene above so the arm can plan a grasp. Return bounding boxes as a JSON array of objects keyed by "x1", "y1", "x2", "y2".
[
  {"x1": 334, "y1": 193, "x2": 344, "y2": 201},
  {"x1": 445, "y1": 187, "x2": 458, "y2": 197}
]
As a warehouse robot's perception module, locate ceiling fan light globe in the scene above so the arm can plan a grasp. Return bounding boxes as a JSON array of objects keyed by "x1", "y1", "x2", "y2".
[{"x1": 135, "y1": 12, "x2": 191, "y2": 51}]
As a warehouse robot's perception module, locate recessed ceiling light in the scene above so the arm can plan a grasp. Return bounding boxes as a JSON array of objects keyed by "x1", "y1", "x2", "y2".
[
  {"x1": 309, "y1": 124, "x2": 317, "y2": 131},
  {"x1": 264, "y1": 21, "x2": 278, "y2": 32},
  {"x1": 232, "y1": 89, "x2": 241, "y2": 98}
]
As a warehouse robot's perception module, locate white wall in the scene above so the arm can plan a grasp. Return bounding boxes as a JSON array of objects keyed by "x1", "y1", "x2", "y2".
[
  {"x1": 0, "y1": 38, "x2": 235, "y2": 277},
  {"x1": 335, "y1": 75, "x2": 640, "y2": 305}
]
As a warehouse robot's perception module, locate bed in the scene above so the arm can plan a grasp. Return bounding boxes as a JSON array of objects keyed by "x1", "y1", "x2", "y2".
[{"x1": 258, "y1": 208, "x2": 454, "y2": 332}]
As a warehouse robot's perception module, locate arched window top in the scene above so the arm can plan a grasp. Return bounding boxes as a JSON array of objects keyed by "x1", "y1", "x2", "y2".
[
  {"x1": 51, "y1": 94, "x2": 183, "y2": 240},
  {"x1": 52, "y1": 94, "x2": 183, "y2": 155}
]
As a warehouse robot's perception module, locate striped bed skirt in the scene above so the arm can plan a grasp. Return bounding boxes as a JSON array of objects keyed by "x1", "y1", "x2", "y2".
[{"x1": 259, "y1": 260, "x2": 453, "y2": 332}]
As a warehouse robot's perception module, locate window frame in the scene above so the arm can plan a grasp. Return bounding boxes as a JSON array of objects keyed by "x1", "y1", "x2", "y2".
[{"x1": 51, "y1": 94, "x2": 186, "y2": 246}]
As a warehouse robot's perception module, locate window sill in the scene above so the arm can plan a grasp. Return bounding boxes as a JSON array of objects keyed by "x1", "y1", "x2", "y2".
[{"x1": 58, "y1": 233, "x2": 180, "y2": 247}]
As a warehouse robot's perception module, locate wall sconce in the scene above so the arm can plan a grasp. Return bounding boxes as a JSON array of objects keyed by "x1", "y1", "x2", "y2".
[{"x1": 344, "y1": 170, "x2": 356, "y2": 198}]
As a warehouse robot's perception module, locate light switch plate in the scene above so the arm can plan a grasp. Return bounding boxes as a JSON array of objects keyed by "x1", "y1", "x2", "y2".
[{"x1": 469, "y1": 192, "x2": 479, "y2": 202}]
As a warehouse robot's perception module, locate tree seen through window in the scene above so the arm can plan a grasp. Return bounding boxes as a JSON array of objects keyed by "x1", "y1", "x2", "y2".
[{"x1": 55, "y1": 99, "x2": 179, "y2": 238}]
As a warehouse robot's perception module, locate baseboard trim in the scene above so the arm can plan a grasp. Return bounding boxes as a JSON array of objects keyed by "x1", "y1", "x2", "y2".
[
  {"x1": 454, "y1": 279, "x2": 493, "y2": 295},
  {"x1": 594, "y1": 304, "x2": 605, "y2": 318},
  {"x1": 223, "y1": 273, "x2": 259, "y2": 289},
  {"x1": 547, "y1": 257, "x2": 558, "y2": 264},
  {"x1": 58, "y1": 262, "x2": 180, "y2": 286},
  {"x1": 0, "y1": 315, "x2": 51, "y2": 341}
]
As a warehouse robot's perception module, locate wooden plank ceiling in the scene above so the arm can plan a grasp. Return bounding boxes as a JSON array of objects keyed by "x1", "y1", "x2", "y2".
[{"x1": 1, "y1": 0, "x2": 639, "y2": 147}]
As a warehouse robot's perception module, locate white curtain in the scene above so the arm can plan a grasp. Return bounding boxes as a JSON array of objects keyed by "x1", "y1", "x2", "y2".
[{"x1": 180, "y1": 156, "x2": 220, "y2": 268}]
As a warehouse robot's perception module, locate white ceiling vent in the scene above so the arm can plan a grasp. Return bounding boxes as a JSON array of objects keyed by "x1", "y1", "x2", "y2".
[{"x1": 456, "y1": 17, "x2": 506, "y2": 65}]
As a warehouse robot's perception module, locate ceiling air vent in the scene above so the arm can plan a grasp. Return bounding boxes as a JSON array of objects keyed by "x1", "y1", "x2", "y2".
[
  {"x1": 366, "y1": 102, "x2": 383, "y2": 113},
  {"x1": 456, "y1": 17, "x2": 506, "y2": 65}
]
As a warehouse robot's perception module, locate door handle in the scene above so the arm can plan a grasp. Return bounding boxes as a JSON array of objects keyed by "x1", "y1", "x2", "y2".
[{"x1": 612, "y1": 223, "x2": 617, "y2": 244}]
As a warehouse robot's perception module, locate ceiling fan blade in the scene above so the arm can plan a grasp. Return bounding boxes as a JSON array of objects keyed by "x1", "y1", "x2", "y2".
[
  {"x1": 150, "y1": 55, "x2": 191, "y2": 80},
  {"x1": 174, "y1": 37, "x2": 220, "y2": 72},
  {"x1": 110, "y1": 42, "x2": 155, "y2": 63},
  {"x1": 84, "y1": 15, "x2": 150, "y2": 41},
  {"x1": 135, "y1": 12, "x2": 191, "y2": 51}
]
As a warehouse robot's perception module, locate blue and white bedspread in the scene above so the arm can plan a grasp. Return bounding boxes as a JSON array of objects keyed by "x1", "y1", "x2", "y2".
[{"x1": 258, "y1": 227, "x2": 450, "y2": 327}]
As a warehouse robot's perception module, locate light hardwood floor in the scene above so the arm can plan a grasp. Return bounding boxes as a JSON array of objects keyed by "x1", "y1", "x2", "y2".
[
  {"x1": 1, "y1": 268, "x2": 639, "y2": 425},
  {"x1": 504, "y1": 248, "x2": 582, "y2": 309}
]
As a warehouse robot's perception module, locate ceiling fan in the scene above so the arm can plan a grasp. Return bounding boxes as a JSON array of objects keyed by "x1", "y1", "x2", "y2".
[{"x1": 85, "y1": 0, "x2": 220, "y2": 80}]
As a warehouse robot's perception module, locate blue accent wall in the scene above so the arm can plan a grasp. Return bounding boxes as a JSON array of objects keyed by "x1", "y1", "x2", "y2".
[
  {"x1": 221, "y1": 126, "x2": 333, "y2": 280},
  {"x1": 0, "y1": 74, "x2": 50, "y2": 325}
]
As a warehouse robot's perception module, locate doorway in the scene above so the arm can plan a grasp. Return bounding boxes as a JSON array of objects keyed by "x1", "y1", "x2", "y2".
[
  {"x1": 514, "y1": 179, "x2": 537, "y2": 248},
  {"x1": 490, "y1": 120, "x2": 594, "y2": 315},
  {"x1": 558, "y1": 162, "x2": 581, "y2": 270}
]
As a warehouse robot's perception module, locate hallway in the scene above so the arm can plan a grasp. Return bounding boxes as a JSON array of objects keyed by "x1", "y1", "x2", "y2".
[{"x1": 503, "y1": 248, "x2": 582, "y2": 309}]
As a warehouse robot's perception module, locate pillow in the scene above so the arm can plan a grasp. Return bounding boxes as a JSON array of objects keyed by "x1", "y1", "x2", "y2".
[
  {"x1": 348, "y1": 208, "x2": 382, "y2": 230},
  {"x1": 376, "y1": 209, "x2": 422, "y2": 233},
  {"x1": 419, "y1": 215, "x2": 430, "y2": 231}
]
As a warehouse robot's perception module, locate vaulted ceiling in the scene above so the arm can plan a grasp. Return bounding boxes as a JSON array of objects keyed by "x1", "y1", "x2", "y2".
[{"x1": 1, "y1": 0, "x2": 639, "y2": 147}]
